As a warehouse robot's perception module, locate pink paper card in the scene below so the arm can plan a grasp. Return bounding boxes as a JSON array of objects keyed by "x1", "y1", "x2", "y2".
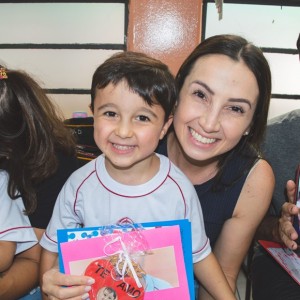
[{"x1": 60, "y1": 225, "x2": 190, "y2": 299}]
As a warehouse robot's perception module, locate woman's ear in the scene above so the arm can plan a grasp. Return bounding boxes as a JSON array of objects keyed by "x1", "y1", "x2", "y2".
[
  {"x1": 244, "y1": 127, "x2": 251, "y2": 136},
  {"x1": 159, "y1": 115, "x2": 173, "y2": 140}
]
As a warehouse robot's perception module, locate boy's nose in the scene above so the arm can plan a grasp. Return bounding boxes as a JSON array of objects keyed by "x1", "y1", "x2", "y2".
[{"x1": 115, "y1": 120, "x2": 133, "y2": 138}]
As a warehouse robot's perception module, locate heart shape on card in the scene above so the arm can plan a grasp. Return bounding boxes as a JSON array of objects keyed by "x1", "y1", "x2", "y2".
[{"x1": 85, "y1": 259, "x2": 144, "y2": 300}]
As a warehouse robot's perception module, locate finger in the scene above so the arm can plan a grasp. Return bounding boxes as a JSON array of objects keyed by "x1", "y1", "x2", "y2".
[
  {"x1": 280, "y1": 234, "x2": 298, "y2": 250},
  {"x1": 43, "y1": 285, "x2": 91, "y2": 300},
  {"x1": 286, "y1": 180, "x2": 296, "y2": 202},
  {"x1": 279, "y1": 219, "x2": 299, "y2": 250},
  {"x1": 42, "y1": 270, "x2": 94, "y2": 300},
  {"x1": 281, "y1": 202, "x2": 298, "y2": 218},
  {"x1": 51, "y1": 286, "x2": 91, "y2": 300},
  {"x1": 43, "y1": 269, "x2": 94, "y2": 287}
]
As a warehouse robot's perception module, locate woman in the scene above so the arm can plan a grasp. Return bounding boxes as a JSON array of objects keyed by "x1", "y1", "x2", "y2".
[
  {"x1": 0, "y1": 66, "x2": 79, "y2": 299},
  {"x1": 159, "y1": 34, "x2": 274, "y2": 298},
  {"x1": 40, "y1": 34, "x2": 275, "y2": 299}
]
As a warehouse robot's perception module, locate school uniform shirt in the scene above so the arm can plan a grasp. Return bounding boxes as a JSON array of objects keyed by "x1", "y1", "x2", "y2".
[
  {"x1": 0, "y1": 170, "x2": 37, "y2": 254},
  {"x1": 40, "y1": 153, "x2": 211, "y2": 263}
]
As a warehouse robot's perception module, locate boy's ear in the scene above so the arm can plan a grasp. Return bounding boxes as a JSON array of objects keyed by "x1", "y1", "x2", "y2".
[
  {"x1": 89, "y1": 104, "x2": 94, "y2": 114},
  {"x1": 159, "y1": 115, "x2": 173, "y2": 140}
]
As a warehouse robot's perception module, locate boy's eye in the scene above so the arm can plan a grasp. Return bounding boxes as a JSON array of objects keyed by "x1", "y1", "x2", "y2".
[
  {"x1": 104, "y1": 111, "x2": 117, "y2": 117},
  {"x1": 137, "y1": 115, "x2": 150, "y2": 122}
]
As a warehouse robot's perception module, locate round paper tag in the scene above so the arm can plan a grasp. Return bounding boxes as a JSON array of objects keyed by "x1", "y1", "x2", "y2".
[{"x1": 85, "y1": 259, "x2": 144, "y2": 300}]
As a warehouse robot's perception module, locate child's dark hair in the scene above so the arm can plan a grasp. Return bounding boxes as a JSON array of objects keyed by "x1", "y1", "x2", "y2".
[
  {"x1": 91, "y1": 51, "x2": 177, "y2": 122},
  {"x1": 0, "y1": 66, "x2": 75, "y2": 214}
]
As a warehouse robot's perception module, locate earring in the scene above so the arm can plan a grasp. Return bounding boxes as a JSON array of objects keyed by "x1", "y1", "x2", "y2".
[{"x1": 244, "y1": 131, "x2": 249, "y2": 136}]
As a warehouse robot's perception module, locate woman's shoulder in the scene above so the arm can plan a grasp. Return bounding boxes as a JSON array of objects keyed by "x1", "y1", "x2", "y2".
[
  {"x1": 246, "y1": 158, "x2": 274, "y2": 184},
  {"x1": 233, "y1": 158, "x2": 274, "y2": 219}
]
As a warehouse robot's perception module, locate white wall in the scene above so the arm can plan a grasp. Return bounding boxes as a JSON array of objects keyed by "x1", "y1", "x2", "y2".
[
  {"x1": 0, "y1": 3, "x2": 125, "y2": 118},
  {"x1": 205, "y1": 3, "x2": 300, "y2": 119},
  {"x1": 1, "y1": 2, "x2": 299, "y2": 120}
]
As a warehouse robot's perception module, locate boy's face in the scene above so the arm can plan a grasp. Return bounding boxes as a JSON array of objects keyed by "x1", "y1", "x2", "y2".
[{"x1": 93, "y1": 80, "x2": 172, "y2": 177}]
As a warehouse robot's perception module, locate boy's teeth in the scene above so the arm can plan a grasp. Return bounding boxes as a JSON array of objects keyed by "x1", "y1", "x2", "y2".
[{"x1": 113, "y1": 144, "x2": 134, "y2": 150}]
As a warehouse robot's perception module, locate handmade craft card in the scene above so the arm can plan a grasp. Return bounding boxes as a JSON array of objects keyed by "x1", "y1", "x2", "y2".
[
  {"x1": 59, "y1": 224, "x2": 191, "y2": 299},
  {"x1": 57, "y1": 219, "x2": 194, "y2": 299}
]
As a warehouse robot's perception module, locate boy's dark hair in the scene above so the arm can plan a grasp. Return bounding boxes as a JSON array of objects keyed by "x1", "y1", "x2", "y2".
[
  {"x1": 91, "y1": 51, "x2": 177, "y2": 122},
  {"x1": 297, "y1": 33, "x2": 300, "y2": 53}
]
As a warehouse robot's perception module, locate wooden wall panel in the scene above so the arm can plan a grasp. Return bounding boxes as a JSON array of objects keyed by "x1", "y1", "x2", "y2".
[{"x1": 127, "y1": 0, "x2": 202, "y2": 75}]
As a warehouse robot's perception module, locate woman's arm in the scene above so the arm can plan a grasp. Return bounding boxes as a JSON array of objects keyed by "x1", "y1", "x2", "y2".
[
  {"x1": 194, "y1": 253, "x2": 235, "y2": 300},
  {"x1": 0, "y1": 243, "x2": 41, "y2": 300},
  {"x1": 209, "y1": 160, "x2": 274, "y2": 292},
  {"x1": 0, "y1": 241, "x2": 16, "y2": 273}
]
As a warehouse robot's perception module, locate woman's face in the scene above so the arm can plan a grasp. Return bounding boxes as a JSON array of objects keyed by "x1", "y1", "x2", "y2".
[{"x1": 174, "y1": 54, "x2": 259, "y2": 162}]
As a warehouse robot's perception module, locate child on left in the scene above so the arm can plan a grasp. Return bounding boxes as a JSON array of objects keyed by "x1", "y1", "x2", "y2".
[
  {"x1": 0, "y1": 169, "x2": 39, "y2": 298},
  {"x1": 0, "y1": 65, "x2": 78, "y2": 299}
]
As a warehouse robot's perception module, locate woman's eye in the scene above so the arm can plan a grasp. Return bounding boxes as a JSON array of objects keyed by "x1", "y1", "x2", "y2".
[
  {"x1": 137, "y1": 115, "x2": 150, "y2": 122},
  {"x1": 230, "y1": 106, "x2": 244, "y2": 114},
  {"x1": 104, "y1": 111, "x2": 117, "y2": 117},
  {"x1": 193, "y1": 90, "x2": 206, "y2": 100}
]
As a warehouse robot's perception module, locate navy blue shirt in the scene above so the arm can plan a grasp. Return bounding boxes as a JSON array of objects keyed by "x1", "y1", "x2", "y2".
[{"x1": 156, "y1": 136, "x2": 255, "y2": 248}]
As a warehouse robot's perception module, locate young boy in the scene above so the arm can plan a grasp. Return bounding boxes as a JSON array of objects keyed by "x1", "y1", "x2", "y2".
[{"x1": 40, "y1": 52, "x2": 235, "y2": 299}]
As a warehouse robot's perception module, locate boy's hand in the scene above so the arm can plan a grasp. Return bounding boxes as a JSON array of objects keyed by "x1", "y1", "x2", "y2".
[{"x1": 42, "y1": 267, "x2": 94, "y2": 300}]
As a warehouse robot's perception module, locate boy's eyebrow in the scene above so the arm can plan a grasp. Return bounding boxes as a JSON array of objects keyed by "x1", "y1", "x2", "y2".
[
  {"x1": 95, "y1": 103, "x2": 116, "y2": 112},
  {"x1": 192, "y1": 80, "x2": 252, "y2": 108},
  {"x1": 96, "y1": 102, "x2": 160, "y2": 118},
  {"x1": 138, "y1": 106, "x2": 159, "y2": 119}
]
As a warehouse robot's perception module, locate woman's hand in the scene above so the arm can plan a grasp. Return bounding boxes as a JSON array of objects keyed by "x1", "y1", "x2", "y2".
[
  {"x1": 41, "y1": 267, "x2": 95, "y2": 300},
  {"x1": 278, "y1": 180, "x2": 299, "y2": 250}
]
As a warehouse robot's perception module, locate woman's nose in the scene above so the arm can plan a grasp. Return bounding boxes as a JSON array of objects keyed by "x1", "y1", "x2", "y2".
[{"x1": 199, "y1": 109, "x2": 221, "y2": 133}]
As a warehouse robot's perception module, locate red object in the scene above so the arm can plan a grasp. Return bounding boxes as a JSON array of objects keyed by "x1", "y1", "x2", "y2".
[{"x1": 85, "y1": 259, "x2": 145, "y2": 300}]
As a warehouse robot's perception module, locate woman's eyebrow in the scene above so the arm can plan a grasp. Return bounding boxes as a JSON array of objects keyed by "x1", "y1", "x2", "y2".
[
  {"x1": 192, "y1": 80, "x2": 252, "y2": 108},
  {"x1": 192, "y1": 80, "x2": 214, "y2": 95},
  {"x1": 228, "y1": 98, "x2": 252, "y2": 108}
]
